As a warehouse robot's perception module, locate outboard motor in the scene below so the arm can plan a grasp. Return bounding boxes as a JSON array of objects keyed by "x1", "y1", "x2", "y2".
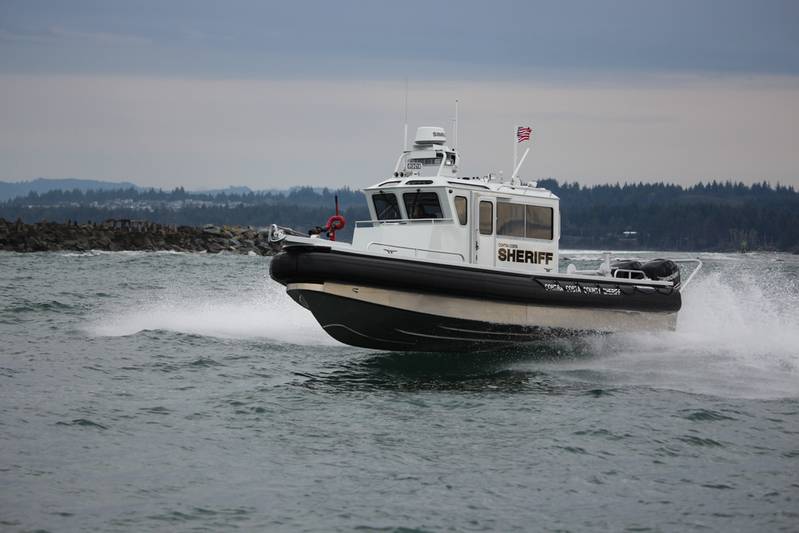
[
  {"x1": 642, "y1": 259, "x2": 681, "y2": 287},
  {"x1": 610, "y1": 260, "x2": 645, "y2": 279}
]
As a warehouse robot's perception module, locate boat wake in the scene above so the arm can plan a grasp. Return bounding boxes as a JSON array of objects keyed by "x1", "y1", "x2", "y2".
[
  {"x1": 535, "y1": 268, "x2": 799, "y2": 399},
  {"x1": 86, "y1": 281, "x2": 340, "y2": 346},
  {"x1": 85, "y1": 256, "x2": 798, "y2": 398}
]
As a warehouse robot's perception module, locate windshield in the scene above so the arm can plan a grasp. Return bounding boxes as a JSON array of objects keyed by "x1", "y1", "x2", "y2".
[
  {"x1": 372, "y1": 193, "x2": 401, "y2": 220},
  {"x1": 403, "y1": 192, "x2": 443, "y2": 219}
]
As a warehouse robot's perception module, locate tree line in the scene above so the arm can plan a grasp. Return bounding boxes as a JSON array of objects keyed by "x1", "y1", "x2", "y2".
[
  {"x1": 1, "y1": 180, "x2": 797, "y2": 251},
  {"x1": 536, "y1": 179, "x2": 798, "y2": 251},
  {"x1": 3, "y1": 185, "x2": 364, "y2": 208}
]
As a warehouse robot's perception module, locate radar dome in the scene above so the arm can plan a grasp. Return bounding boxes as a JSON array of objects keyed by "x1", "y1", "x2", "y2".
[{"x1": 414, "y1": 126, "x2": 446, "y2": 145}]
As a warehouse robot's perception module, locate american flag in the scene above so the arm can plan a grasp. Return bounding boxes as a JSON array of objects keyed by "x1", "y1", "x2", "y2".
[{"x1": 516, "y1": 126, "x2": 532, "y2": 143}]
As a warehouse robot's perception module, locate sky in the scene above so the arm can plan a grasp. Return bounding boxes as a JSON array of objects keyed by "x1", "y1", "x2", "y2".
[{"x1": 0, "y1": 0, "x2": 797, "y2": 189}]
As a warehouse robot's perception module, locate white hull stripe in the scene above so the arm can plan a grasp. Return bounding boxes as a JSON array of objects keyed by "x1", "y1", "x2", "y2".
[{"x1": 287, "y1": 282, "x2": 677, "y2": 333}]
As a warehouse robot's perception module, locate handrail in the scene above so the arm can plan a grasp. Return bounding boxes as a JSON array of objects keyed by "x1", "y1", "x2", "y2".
[
  {"x1": 437, "y1": 150, "x2": 446, "y2": 177},
  {"x1": 393, "y1": 151, "x2": 408, "y2": 173},
  {"x1": 611, "y1": 260, "x2": 703, "y2": 290},
  {"x1": 677, "y1": 259, "x2": 703, "y2": 291},
  {"x1": 355, "y1": 218, "x2": 454, "y2": 228},
  {"x1": 368, "y1": 241, "x2": 465, "y2": 262},
  {"x1": 612, "y1": 268, "x2": 646, "y2": 279}
]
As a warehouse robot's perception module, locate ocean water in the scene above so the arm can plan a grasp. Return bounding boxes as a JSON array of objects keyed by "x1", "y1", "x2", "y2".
[{"x1": 1, "y1": 250, "x2": 797, "y2": 532}]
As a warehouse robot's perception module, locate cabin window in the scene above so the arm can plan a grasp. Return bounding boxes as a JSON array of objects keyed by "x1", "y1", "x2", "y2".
[
  {"x1": 445, "y1": 153, "x2": 456, "y2": 166},
  {"x1": 372, "y1": 193, "x2": 401, "y2": 220},
  {"x1": 479, "y1": 201, "x2": 493, "y2": 235},
  {"x1": 525, "y1": 205, "x2": 553, "y2": 240},
  {"x1": 497, "y1": 202, "x2": 525, "y2": 237},
  {"x1": 403, "y1": 192, "x2": 443, "y2": 219},
  {"x1": 497, "y1": 201, "x2": 553, "y2": 240},
  {"x1": 454, "y1": 196, "x2": 467, "y2": 225},
  {"x1": 409, "y1": 157, "x2": 442, "y2": 166}
]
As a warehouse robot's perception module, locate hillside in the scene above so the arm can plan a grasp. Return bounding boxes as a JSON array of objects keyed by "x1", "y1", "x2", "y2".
[
  {"x1": 1, "y1": 180, "x2": 797, "y2": 252},
  {"x1": 0, "y1": 178, "x2": 140, "y2": 201}
]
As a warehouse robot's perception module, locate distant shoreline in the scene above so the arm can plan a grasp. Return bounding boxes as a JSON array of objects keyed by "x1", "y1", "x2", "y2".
[
  {"x1": 0, "y1": 218, "x2": 277, "y2": 255},
  {"x1": 3, "y1": 179, "x2": 798, "y2": 252},
  {"x1": 2, "y1": 218, "x2": 794, "y2": 255}
]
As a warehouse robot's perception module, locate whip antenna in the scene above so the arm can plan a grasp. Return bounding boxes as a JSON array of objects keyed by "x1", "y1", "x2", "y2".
[
  {"x1": 454, "y1": 99, "x2": 459, "y2": 150},
  {"x1": 403, "y1": 78, "x2": 409, "y2": 152}
]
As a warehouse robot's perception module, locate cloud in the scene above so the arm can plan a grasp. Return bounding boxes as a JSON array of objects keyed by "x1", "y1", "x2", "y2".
[
  {"x1": 0, "y1": 2, "x2": 796, "y2": 188},
  {"x1": 47, "y1": 27, "x2": 152, "y2": 47},
  {"x1": 0, "y1": 73, "x2": 797, "y2": 188},
  {"x1": 0, "y1": 27, "x2": 152, "y2": 47},
  {"x1": 0, "y1": 1, "x2": 797, "y2": 78}
]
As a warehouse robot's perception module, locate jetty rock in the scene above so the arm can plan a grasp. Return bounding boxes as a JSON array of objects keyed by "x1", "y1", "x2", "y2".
[{"x1": 0, "y1": 218, "x2": 279, "y2": 255}]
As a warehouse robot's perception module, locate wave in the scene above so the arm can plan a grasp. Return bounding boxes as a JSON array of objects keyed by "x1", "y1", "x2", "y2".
[
  {"x1": 84, "y1": 254, "x2": 799, "y2": 398},
  {"x1": 85, "y1": 282, "x2": 340, "y2": 346},
  {"x1": 537, "y1": 266, "x2": 799, "y2": 399},
  {"x1": 60, "y1": 250, "x2": 195, "y2": 257}
]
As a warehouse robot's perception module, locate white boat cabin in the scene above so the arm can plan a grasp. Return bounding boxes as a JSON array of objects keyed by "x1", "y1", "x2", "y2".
[{"x1": 351, "y1": 126, "x2": 561, "y2": 273}]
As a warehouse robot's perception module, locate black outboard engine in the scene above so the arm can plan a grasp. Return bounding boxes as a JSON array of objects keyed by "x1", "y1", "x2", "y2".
[
  {"x1": 642, "y1": 259, "x2": 681, "y2": 287},
  {"x1": 610, "y1": 260, "x2": 645, "y2": 279}
]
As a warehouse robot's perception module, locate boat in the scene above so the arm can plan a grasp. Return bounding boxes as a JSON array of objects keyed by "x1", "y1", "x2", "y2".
[{"x1": 268, "y1": 125, "x2": 700, "y2": 352}]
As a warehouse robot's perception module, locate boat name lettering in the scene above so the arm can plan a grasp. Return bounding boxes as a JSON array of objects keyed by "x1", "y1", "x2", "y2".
[
  {"x1": 497, "y1": 247, "x2": 553, "y2": 265},
  {"x1": 406, "y1": 161, "x2": 423, "y2": 170},
  {"x1": 542, "y1": 282, "x2": 563, "y2": 291},
  {"x1": 539, "y1": 281, "x2": 621, "y2": 296}
]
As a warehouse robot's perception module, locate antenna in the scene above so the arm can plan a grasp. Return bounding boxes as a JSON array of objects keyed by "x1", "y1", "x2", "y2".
[
  {"x1": 454, "y1": 99, "x2": 459, "y2": 150},
  {"x1": 403, "y1": 78, "x2": 409, "y2": 152}
]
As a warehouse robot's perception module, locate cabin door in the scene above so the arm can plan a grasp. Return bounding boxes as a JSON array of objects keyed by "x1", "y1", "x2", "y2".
[{"x1": 473, "y1": 194, "x2": 495, "y2": 267}]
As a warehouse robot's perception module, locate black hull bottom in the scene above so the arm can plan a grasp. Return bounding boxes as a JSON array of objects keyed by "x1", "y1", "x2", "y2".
[
  {"x1": 269, "y1": 209, "x2": 681, "y2": 352},
  {"x1": 290, "y1": 287, "x2": 601, "y2": 352}
]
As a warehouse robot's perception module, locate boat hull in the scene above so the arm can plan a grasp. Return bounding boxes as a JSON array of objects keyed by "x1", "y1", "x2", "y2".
[
  {"x1": 286, "y1": 281, "x2": 677, "y2": 352},
  {"x1": 270, "y1": 247, "x2": 681, "y2": 311},
  {"x1": 270, "y1": 247, "x2": 680, "y2": 352}
]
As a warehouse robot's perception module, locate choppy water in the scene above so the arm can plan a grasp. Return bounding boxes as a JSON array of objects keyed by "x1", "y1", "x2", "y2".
[{"x1": 1, "y1": 250, "x2": 798, "y2": 532}]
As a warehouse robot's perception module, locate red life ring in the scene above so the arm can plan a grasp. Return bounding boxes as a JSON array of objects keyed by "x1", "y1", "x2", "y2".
[
  {"x1": 326, "y1": 215, "x2": 346, "y2": 231},
  {"x1": 325, "y1": 214, "x2": 346, "y2": 240}
]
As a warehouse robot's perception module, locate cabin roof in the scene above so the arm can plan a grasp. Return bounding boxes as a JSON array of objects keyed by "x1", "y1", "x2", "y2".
[{"x1": 365, "y1": 176, "x2": 559, "y2": 201}]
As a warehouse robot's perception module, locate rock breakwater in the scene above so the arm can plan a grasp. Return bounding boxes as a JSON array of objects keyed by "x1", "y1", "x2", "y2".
[{"x1": 0, "y1": 218, "x2": 278, "y2": 255}]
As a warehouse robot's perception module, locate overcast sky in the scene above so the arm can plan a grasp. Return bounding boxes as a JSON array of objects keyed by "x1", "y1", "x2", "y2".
[{"x1": 1, "y1": 0, "x2": 797, "y2": 188}]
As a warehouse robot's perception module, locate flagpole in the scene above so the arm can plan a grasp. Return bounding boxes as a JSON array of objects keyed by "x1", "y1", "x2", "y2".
[
  {"x1": 511, "y1": 147, "x2": 530, "y2": 183},
  {"x1": 512, "y1": 125, "x2": 518, "y2": 180}
]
